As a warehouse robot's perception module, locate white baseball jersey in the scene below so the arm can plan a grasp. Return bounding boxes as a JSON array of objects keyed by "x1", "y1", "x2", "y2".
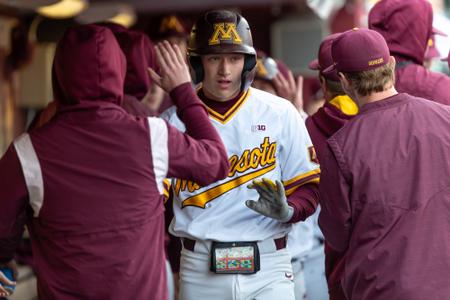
[{"x1": 161, "y1": 87, "x2": 320, "y2": 242}]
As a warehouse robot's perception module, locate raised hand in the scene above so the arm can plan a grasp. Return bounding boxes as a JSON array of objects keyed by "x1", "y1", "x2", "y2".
[{"x1": 148, "y1": 40, "x2": 192, "y2": 93}]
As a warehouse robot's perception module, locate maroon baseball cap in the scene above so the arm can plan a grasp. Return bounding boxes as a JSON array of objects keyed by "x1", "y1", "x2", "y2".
[
  {"x1": 323, "y1": 28, "x2": 390, "y2": 74},
  {"x1": 309, "y1": 33, "x2": 341, "y2": 81}
]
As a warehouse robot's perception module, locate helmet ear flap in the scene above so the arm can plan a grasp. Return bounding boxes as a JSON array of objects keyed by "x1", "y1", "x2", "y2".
[
  {"x1": 241, "y1": 54, "x2": 257, "y2": 90},
  {"x1": 188, "y1": 55, "x2": 204, "y2": 84}
]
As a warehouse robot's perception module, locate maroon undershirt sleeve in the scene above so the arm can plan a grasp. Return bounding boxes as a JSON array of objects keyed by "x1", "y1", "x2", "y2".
[{"x1": 286, "y1": 182, "x2": 320, "y2": 223}]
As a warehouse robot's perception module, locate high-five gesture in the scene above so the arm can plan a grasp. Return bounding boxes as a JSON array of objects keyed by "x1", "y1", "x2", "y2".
[
  {"x1": 273, "y1": 71, "x2": 304, "y2": 112},
  {"x1": 148, "y1": 40, "x2": 192, "y2": 93}
]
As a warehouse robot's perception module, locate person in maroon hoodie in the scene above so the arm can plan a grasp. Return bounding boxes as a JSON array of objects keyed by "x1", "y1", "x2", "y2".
[
  {"x1": 28, "y1": 24, "x2": 158, "y2": 131},
  {"x1": 368, "y1": 0, "x2": 450, "y2": 105},
  {"x1": 0, "y1": 25, "x2": 229, "y2": 299},
  {"x1": 319, "y1": 28, "x2": 450, "y2": 300},
  {"x1": 307, "y1": 33, "x2": 358, "y2": 300}
]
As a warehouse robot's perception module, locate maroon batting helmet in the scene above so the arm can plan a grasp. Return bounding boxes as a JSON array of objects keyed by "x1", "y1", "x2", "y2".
[{"x1": 188, "y1": 10, "x2": 257, "y2": 90}]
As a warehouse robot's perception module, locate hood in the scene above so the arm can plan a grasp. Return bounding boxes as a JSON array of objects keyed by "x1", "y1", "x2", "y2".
[
  {"x1": 115, "y1": 30, "x2": 157, "y2": 101},
  {"x1": 368, "y1": 0, "x2": 433, "y2": 65},
  {"x1": 53, "y1": 24, "x2": 126, "y2": 106}
]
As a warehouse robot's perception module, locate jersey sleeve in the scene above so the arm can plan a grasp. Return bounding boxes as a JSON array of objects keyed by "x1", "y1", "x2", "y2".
[
  {"x1": 279, "y1": 105, "x2": 321, "y2": 195},
  {"x1": 0, "y1": 145, "x2": 29, "y2": 263}
]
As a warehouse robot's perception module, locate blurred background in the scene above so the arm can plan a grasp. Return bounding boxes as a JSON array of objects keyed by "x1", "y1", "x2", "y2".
[{"x1": 0, "y1": 1, "x2": 449, "y2": 298}]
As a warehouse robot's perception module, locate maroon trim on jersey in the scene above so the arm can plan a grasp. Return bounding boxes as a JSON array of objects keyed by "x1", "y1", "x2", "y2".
[
  {"x1": 198, "y1": 88, "x2": 245, "y2": 115},
  {"x1": 284, "y1": 173, "x2": 320, "y2": 193},
  {"x1": 196, "y1": 88, "x2": 251, "y2": 125}
]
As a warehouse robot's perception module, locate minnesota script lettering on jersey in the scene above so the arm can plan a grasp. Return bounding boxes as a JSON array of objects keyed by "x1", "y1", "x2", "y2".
[{"x1": 174, "y1": 137, "x2": 276, "y2": 208}]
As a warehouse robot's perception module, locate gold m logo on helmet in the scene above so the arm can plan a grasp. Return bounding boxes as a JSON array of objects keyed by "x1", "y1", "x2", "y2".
[{"x1": 208, "y1": 23, "x2": 243, "y2": 46}]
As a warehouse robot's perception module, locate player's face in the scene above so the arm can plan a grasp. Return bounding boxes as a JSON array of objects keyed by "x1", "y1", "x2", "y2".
[{"x1": 201, "y1": 53, "x2": 245, "y2": 102}]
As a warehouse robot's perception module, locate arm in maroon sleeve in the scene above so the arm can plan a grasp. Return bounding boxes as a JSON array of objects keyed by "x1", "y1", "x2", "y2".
[
  {"x1": 166, "y1": 83, "x2": 230, "y2": 186},
  {"x1": 318, "y1": 143, "x2": 352, "y2": 252},
  {"x1": 0, "y1": 145, "x2": 29, "y2": 263},
  {"x1": 286, "y1": 182, "x2": 319, "y2": 223}
]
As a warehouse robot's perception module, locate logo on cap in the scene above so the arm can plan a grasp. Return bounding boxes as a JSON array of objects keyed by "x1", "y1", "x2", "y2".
[
  {"x1": 368, "y1": 57, "x2": 384, "y2": 66},
  {"x1": 208, "y1": 23, "x2": 243, "y2": 46}
]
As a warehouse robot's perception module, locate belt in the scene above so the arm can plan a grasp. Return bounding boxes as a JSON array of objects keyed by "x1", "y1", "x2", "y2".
[{"x1": 183, "y1": 236, "x2": 287, "y2": 253}]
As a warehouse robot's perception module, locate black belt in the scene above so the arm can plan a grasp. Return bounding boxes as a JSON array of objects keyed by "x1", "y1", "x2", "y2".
[{"x1": 183, "y1": 236, "x2": 287, "y2": 252}]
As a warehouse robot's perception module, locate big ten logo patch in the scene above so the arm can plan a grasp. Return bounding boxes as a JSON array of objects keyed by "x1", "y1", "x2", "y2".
[
  {"x1": 208, "y1": 23, "x2": 243, "y2": 46},
  {"x1": 251, "y1": 124, "x2": 266, "y2": 132},
  {"x1": 308, "y1": 146, "x2": 319, "y2": 164}
]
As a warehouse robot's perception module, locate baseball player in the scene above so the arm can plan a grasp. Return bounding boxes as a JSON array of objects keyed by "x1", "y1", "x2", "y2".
[
  {"x1": 161, "y1": 10, "x2": 320, "y2": 300},
  {"x1": 319, "y1": 27, "x2": 450, "y2": 300}
]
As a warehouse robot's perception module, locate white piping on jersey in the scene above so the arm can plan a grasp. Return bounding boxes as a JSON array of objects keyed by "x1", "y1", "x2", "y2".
[
  {"x1": 13, "y1": 133, "x2": 44, "y2": 217},
  {"x1": 147, "y1": 117, "x2": 169, "y2": 195}
]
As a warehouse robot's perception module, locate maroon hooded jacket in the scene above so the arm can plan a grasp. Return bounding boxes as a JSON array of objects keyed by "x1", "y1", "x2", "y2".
[
  {"x1": 369, "y1": 0, "x2": 450, "y2": 105},
  {"x1": 28, "y1": 27, "x2": 157, "y2": 131},
  {"x1": 0, "y1": 25, "x2": 229, "y2": 299},
  {"x1": 319, "y1": 93, "x2": 450, "y2": 300}
]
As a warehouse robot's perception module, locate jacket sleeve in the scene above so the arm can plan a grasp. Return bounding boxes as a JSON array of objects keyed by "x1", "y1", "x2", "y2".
[
  {"x1": 0, "y1": 145, "x2": 29, "y2": 263},
  {"x1": 166, "y1": 83, "x2": 229, "y2": 186},
  {"x1": 318, "y1": 142, "x2": 352, "y2": 252}
]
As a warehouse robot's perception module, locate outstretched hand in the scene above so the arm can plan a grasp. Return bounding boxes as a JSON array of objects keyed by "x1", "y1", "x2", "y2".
[
  {"x1": 246, "y1": 178, "x2": 293, "y2": 222},
  {"x1": 273, "y1": 71, "x2": 304, "y2": 112},
  {"x1": 148, "y1": 40, "x2": 191, "y2": 93}
]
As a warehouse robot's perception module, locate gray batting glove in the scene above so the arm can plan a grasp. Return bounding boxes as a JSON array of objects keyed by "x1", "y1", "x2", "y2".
[{"x1": 246, "y1": 178, "x2": 294, "y2": 223}]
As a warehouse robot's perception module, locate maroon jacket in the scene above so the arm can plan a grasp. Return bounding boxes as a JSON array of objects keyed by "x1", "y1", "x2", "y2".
[
  {"x1": 0, "y1": 25, "x2": 229, "y2": 300},
  {"x1": 369, "y1": 0, "x2": 450, "y2": 105},
  {"x1": 28, "y1": 29, "x2": 157, "y2": 131},
  {"x1": 306, "y1": 100, "x2": 354, "y2": 300},
  {"x1": 319, "y1": 93, "x2": 450, "y2": 300}
]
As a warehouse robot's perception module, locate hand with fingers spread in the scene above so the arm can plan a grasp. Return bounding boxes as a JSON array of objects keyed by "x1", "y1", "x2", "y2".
[
  {"x1": 273, "y1": 71, "x2": 304, "y2": 112},
  {"x1": 148, "y1": 40, "x2": 192, "y2": 93},
  {"x1": 273, "y1": 70, "x2": 296, "y2": 102},
  {"x1": 245, "y1": 178, "x2": 294, "y2": 222},
  {"x1": 0, "y1": 260, "x2": 17, "y2": 297}
]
